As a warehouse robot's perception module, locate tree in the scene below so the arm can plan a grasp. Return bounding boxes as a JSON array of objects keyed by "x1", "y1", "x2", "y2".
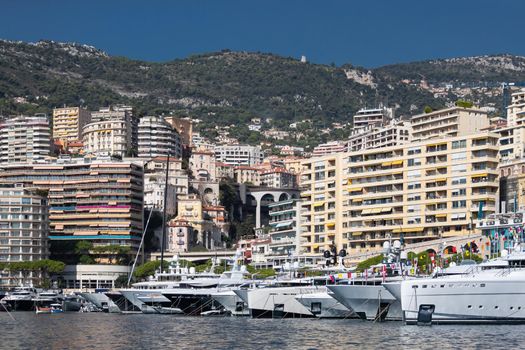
[
  {"x1": 424, "y1": 106, "x2": 433, "y2": 113},
  {"x1": 219, "y1": 179, "x2": 238, "y2": 212},
  {"x1": 356, "y1": 254, "x2": 384, "y2": 272},
  {"x1": 133, "y1": 260, "x2": 169, "y2": 280},
  {"x1": 455, "y1": 99, "x2": 474, "y2": 108}
]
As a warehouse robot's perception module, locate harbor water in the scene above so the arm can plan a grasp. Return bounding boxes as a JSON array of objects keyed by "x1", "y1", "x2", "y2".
[{"x1": 0, "y1": 313, "x2": 522, "y2": 349}]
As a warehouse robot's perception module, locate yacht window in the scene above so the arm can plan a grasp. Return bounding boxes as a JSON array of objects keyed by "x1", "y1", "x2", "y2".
[
  {"x1": 510, "y1": 306, "x2": 514, "y2": 310},
  {"x1": 519, "y1": 307, "x2": 522, "y2": 310},
  {"x1": 440, "y1": 285, "x2": 445, "y2": 288},
  {"x1": 478, "y1": 305, "x2": 483, "y2": 309},
  {"x1": 480, "y1": 283, "x2": 486, "y2": 287},
  {"x1": 422, "y1": 285, "x2": 427, "y2": 288},
  {"x1": 495, "y1": 306, "x2": 499, "y2": 309},
  {"x1": 468, "y1": 305, "x2": 472, "y2": 309},
  {"x1": 310, "y1": 302, "x2": 322, "y2": 315}
]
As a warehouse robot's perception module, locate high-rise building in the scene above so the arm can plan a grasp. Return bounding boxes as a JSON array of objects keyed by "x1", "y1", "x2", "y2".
[
  {"x1": 52, "y1": 107, "x2": 91, "y2": 143},
  {"x1": 215, "y1": 144, "x2": 264, "y2": 166},
  {"x1": 497, "y1": 89, "x2": 525, "y2": 160},
  {"x1": 352, "y1": 107, "x2": 392, "y2": 129},
  {"x1": 312, "y1": 141, "x2": 348, "y2": 157},
  {"x1": 138, "y1": 116, "x2": 182, "y2": 159},
  {"x1": 0, "y1": 159, "x2": 144, "y2": 261},
  {"x1": 347, "y1": 120, "x2": 412, "y2": 152},
  {"x1": 0, "y1": 183, "x2": 49, "y2": 287},
  {"x1": 267, "y1": 198, "x2": 302, "y2": 261},
  {"x1": 0, "y1": 115, "x2": 52, "y2": 164},
  {"x1": 83, "y1": 106, "x2": 137, "y2": 157},
  {"x1": 300, "y1": 133, "x2": 499, "y2": 256},
  {"x1": 410, "y1": 107, "x2": 489, "y2": 141}
]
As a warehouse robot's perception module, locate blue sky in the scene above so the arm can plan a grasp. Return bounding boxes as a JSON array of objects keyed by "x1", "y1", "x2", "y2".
[{"x1": 0, "y1": 0, "x2": 522, "y2": 67}]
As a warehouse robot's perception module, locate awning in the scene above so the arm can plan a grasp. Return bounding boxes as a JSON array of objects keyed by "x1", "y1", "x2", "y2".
[
  {"x1": 471, "y1": 173, "x2": 488, "y2": 178},
  {"x1": 435, "y1": 178, "x2": 447, "y2": 182},
  {"x1": 382, "y1": 161, "x2": 392, "y2": 166},
  {"x1": 352, "y1": 198, "x2": 363, "y2": 203},
  {"x1": 347, "y1": 187, "x2": 363, "y2": 192},
  {"x1": 404, "y1": 227, "x2": 424, "y2": 233},
  {"x1": 326, "y1": 222, "x2": 336, "y2": 227},
  {"x1": 427, "y1": 142, "x2": 447, "y2": 147},
  {"x1": 393, "y1": 227, "x2": 424, "y2": 233},
  {"x1": 391, "y1": 160, "x2": 403, "y2": 166},
  {"x1": 347, "y1": 179, "x2": 352, "y2": 185},
  {"x1": 370, "y1": 208, "x2": 382, "y2": 214},
  {"x1": 274, "y1": 221, "x2": 293, "y2": 228},
  {"x1": 351, "y1": 231, "x2": 363, "y2": 236},
  {"x1": 313, "y1": 202, "x2": 325, "y2": 207},
  {"x1": 381, "y1": 207, "x2": 392, "y2": 213},
  {"x1": 435, "y1": 213, "x2": 447, "y2": 218},
  {"x1": 361, "y1": 209, "x2": 372, "y2": 215}
]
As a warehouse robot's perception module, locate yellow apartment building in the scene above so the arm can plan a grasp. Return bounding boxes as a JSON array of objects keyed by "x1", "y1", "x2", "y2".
[
  {"x1": 300, "y1": 132, "x2": 499, "y2": 256},
  {"x1": 53, "y1": 107, "x2": 91, "y2": 142}
]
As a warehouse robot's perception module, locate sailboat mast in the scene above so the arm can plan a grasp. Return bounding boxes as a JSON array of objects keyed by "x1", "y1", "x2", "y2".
[{"x1": 160, "y1": 154, "x2": 171, "y2": 272}]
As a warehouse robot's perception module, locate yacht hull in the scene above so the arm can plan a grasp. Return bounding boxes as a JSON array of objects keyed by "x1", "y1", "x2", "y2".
[
  {"x1": 400, "y1": 274, "x2": 525, "y2": 325},
  {"x1": 211, "y1": 290, "x2": 249, "y2": 316},
  {"x1": 243, "y1": 286, "x2": 328, "y2": 319},
  {"x1": 328, "y1": 285, "x2": 402, "y2": 321},
  {"x1": 295, "y1": 292, "x2": 354, "y2": 318}
]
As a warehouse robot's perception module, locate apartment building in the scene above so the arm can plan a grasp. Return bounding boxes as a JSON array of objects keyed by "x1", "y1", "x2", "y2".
[
  {"x1": 267, "y1": 198, "x2": 302, "y2": 259},
  {"x1": 497, "y1": 89, "x2": 525, "y2": 160},
  {"x1": 143, "y1": 157, "x2": 189, "y2": 195},
  {"x1": 143, "y1": 174, "x2": 177, "y2": 216},
  {"x1": 0, "y1": 115, "x2": 52, "y2": 164},
  {"x1": 300, "y1": 133, "x2": 499, "y2": 256},
  {"x1": 138, "y1": 116, "x2": 182, "y2": 159},
  {"x1": 410, "y1": 107, "x2": 489, "y2": 141},
  {"x1": 173, "y1": 195, "x2": 222, "y2": 250},
  {"x1": 0, "y1": 159, "x2": 144, "y2": 261},
  {"x1": 347, "y1": 120, "x2": 412, "y2": 152},
  {"x1": 312, "y1": 141, "x2": 348, "y2": 157},
  {"x1": 190, "y1": 148, "x2": 217, "y2": 182},
  {"x1": 260, "y1": 168, "x2": 297, "y2": 189},
  {"x1": 234, "y1": 166, "x2": 261, "y2": 186},
  {"x1": 215, "y1": 144, "x2": 264, "y2": 166},
  {"x1": 83, "y1": 106, "x2": 137, "y2": 157},
  {"x1": 167, "y1": 218, "x2": 193, "y2": 253},
  {"x1": 0, "y1": 184, "x2": 49, "y2": 287},
  {"x1": 52, "y1": 107, "x2": 91, "y2": 143},
  {"x1": 352, "y1": 107, "x2": 392, "y2": 129}
]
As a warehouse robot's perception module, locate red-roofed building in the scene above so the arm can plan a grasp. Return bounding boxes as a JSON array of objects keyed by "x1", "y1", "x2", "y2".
[{"x1": 260, "y1": 167, "x2": 297, "y2": 189}]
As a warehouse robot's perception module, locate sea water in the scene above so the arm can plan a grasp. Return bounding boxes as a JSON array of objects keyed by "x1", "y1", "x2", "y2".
[{"x1": 0, "y1": 313, "x2": 520, "y2": 349}]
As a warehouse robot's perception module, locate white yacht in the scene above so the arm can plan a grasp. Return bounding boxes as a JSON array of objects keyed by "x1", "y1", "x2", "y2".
[
  {"x1": 117, "y1": 256, "x2": 221, "y2": 313},
  {"x1": 390, "y1": 248, "x2": 525, "y2": 325},
  {"x1": 236, "y1": 277, "x2": 344, "y2": 318},
  {"x1": 294, "y1": 291, "x2": 354, "y2": 318},
  {"x1": 2, "y1": 286, "x2": 39, "y2": 311}
]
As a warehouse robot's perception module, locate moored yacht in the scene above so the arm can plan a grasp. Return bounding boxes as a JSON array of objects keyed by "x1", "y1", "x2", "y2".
[
  {"x1": 2, "y1": 286, "x2": 38, "y2": 311},
  {"x1": 393, "y1": 248, "x2": 525, "y2": 325},
  {"x1": 237, "y1": 277, "x2": 342, "y2": 319}
]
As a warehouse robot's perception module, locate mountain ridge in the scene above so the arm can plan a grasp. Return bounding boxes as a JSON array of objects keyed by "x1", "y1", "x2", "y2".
[{"x1": 0, "y1": 39, "x2": 522, "y2": 147}]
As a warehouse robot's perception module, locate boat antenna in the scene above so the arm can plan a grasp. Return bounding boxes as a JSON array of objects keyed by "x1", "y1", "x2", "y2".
[{"x1": 160, "y1": 154, "x2": 171, "y2": 273}]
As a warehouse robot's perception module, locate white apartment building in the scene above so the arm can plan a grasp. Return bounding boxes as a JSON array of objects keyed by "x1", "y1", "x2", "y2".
[
  {"x1": 82, "y1": 119, "x2": 132, "y2": 157},
  {"x1": 138, "y1": 116, "x2": 182, "y2": 159},
  {"x1": 215, "y1": 144, "x2": 263, "y2": 166},
  {"x1": 410, "y1": 107, "x2": 489, "y2": 141},
  {"x1": 52, "y1": 106, "x2": 91, "y2": 143},
  {"x1": 267, "y1": 199, "x2": 302, "y2": 259},
  {"x1": 0, "y1": 184, "x2": 49, "y2": 287},
  {"x1": 347, "y1": 120, "x2": 412, "y2": 152},
  {"x1": 83, "y1": 106, "x2": 137, "y2": 156},
  {"x1": 352, "y1": 107, "x2": 392, "y2": 129},
  {"x1": 143, "y1": 173, "x2": 177, "y2": 216},
  {"x1": 0, "y1": 115, "x2": 52, "y2": 164}
]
